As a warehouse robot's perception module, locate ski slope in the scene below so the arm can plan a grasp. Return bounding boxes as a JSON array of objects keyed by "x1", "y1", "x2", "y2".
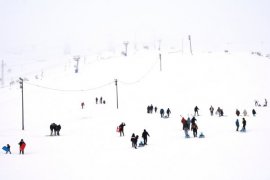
[{"x1": 0, "y1": 51, "x2": 270, "y2": 180}]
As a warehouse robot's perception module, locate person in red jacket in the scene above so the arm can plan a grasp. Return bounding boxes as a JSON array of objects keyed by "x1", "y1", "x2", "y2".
[{"x1": 18, "y1": 139, "x2": 26, "y2": 154}]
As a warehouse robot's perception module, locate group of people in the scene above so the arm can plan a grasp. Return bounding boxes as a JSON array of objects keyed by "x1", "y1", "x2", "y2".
[
  {"x1": 2, "y1": 139, "x2": 26, "y2": 155},
  {"x1": 255, "y1": 99, "x2": 267, "y2": 107},
  {"x1": 50, "y1": 123, "x2": 61, "y2": 136},
  {"x1": 146, "y1": 104, "x2": 158, "y2": 114},
  {"x1": 160, "y1": 108, "x2": 171, "y2": 118},
  {"x1": 236, "y1": 109, "x2": 256, "y2": 117},
  {"x1": 131, "y1": 129, "x2": 150, "y2": 149},
  {"x1": 96, "y1": 97, "x2": 106, "y2": 104},
  {"x1": 117, "y1": 122, "x2": 150, "y2": 149},
  {"x1": 181, "y1": 116, "x2": 201, "y2": 138}
]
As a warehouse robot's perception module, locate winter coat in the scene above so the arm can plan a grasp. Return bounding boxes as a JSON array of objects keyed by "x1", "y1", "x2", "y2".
[
  {"x1": 142, "y1": 130, "x2": 150, "y2": 139},
  {"x1": 235, "y1": 119, "x2": 239, "y2": 127}
]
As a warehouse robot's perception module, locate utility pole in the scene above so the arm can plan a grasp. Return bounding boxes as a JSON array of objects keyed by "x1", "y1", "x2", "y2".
[
  {"x1": 115, "y1": 79, "x2": 119, "y2": 109},
  {"x1": 1, "y1": 60, "x2": 4, "y2": 87},
  {"x1": 188, "y1": 35, "x2": 193, "y2": 55},
  {"x1": 123, "y1": 41, "x2": 129, "y2": 56},
  {"x1": 19, "y1": 77, "x2": 24, "y2": 130},
  {"x1": 159, "y1": 53, "x2": 162, "y2": 71},
  {"x1": 73, "y1": 56, "x2": 80, "y2": 73}
]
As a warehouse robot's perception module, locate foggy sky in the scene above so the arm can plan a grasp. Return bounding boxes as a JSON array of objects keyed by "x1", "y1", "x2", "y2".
[{"x1": 0, "y1": 0, "x2": 270, "y2": 54}]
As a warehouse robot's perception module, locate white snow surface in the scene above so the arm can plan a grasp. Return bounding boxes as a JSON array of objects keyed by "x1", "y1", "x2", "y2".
[{"x1": 0, "y1": 51, "x2": 270, "y2": 180}]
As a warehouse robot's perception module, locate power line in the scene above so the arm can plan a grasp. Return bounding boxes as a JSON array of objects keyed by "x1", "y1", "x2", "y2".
[{"x1": 24, "y1": 81, "x2": 114, "y2": 92}]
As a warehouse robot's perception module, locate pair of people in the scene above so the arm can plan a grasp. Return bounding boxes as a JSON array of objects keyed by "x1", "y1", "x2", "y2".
[
  {"x1": 2, "y1": 139, "x2": 26, "y2": 154},
  {"x1": 131, "y1": 129, "x2": 150, "y2": 149},
  {"x1": 235, "y1": 118, "x2": 247, "y2": 132}
]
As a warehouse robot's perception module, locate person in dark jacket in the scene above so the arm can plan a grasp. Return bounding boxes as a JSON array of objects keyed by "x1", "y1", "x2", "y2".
[
  {"x1": 55, "y1": 124, "x2": 61, "y2": 136},
  {"x1": 131, "y1": 133, "x2": 135, "y2": 148},
  {"x1": 241, "y1": 118, "x2": 246, "y2": 132},
  {"x1": 81, "y1": 102, "x2": 85, "y2": 109},
  {"x1": 119, "y1": 122, "x2": 126, "y2": 136},
  {"x1": 209, "y1": 106, "x2": 214, "y2": 116},
  {"x1": 181, "y1": 116, "x2": 187, "y2": 130},
  {"x1": 236, "y1": 109, "x2": 240, "y2": 116},
  {"x1": 183, "y1": 121, "x2": 190, "y2": 138},
  {"x1": 235, "y1": 119, "x2": 240, "y2": 131},
  {"x1": 166, "y1": 108, "x2": 171, "y2": 118},
  {"x1": 160, "y1": 109, "x2": 164, "y2": 118},
  {"x1": 191, "y1": 123, "x2": 198, "y2": 137},
  {"x1": 252, "y1": 109, "x2": 256, "y2": 117},
  {"x1": 18, "y1": 139, "x2": 26, "y2": 154},
  {"x1": 194, "y1": 106, "x2": 199, "y2": 116},
  {"x1": 142, "y1": 129, "x2": 150, "y2": 145}
]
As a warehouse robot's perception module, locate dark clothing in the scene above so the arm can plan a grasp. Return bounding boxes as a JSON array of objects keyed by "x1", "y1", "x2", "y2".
[
  {"x1": 191, "y1": 123, "x2": 198, "y2": 137},
  {"x1": 210, "y1": 106, "x2": 214, "y2": 116},
  {"x1": 194, "y1": 106, "x2": 199, "y2": 116},
  {"x1": 252, "y1": 109, "x2": 256, "y2": 116},
  {"x1": 160, "y1": 109, "x2": 164, "y2": 118},
  {"x1": 236, "y1": 109, "x2": 240, "y2": 116},
  {"x1": 142, "y1": 130, "x2": 150, "y2": 145},
  {"x1": 131, "y1": 135, "x2": 139, "y2": 149},
  {"x1": 242, "y1": 118, "x2": 246, "y2": 131},
  {"x1": 131, "y1": 134, "x2": 135, "y2": 148},
  {"x1": 119, "y1": 123, "x2": 126, "y2": 136},
  {"x1": 6, "y1": 144, "x2": 11, "y2": 154},
  {"x1": 236, "y1": 119, "x2": 240, "y2": 131},
  {"x1": 166, "y1": 108, "x2": 171, "y2": 117}
]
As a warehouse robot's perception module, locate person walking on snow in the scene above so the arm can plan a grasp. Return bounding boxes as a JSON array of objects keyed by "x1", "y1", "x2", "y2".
[
  {"x1": 166, "y1": 108, "x2": 171, "y2": 118},
  {"x1": 252, "y1": 109, "x2": 256, "y2": 117},
  {"x1": 5, "y1": 144, "x2": 11, "y2": 154},
  {"x1": 194, "y1": 106, "x2": 199, "y2": 116},
  {"x1": 160, "y1": 108, "x2": 164, "y2": 118},
  {"x1": 241, "y1": 118, "x2": 246, "y2": 132},
  {"x1": 235, "y1": 119, "x2": 240, "y2": 131},
  {"x1": 81, "y1": 102, "x2": 85, "y2": 109},
  {"x1": 18, "y1": 139, "x2": 26, "y2": 154},
  {"x1": 142, "y1": 129, "x2": 150, "y2": 145},
  {"x1": 209, "y1": 105, "x2": 214, "y2": 116},
  {"x1": 191, "y1": 122, "x2": 198, "y2": 137},
  {"x1": 119, "y1": 122, "x2": 126, "y2": 136}
]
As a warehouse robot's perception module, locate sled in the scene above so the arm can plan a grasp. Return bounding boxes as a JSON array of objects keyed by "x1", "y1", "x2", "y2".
[
  {"x1": 2, "y1": 146, "x2": 9, "y2": 152},
  {"x1": 20, "y1": 143, "x2": 26, "y2": 151}
]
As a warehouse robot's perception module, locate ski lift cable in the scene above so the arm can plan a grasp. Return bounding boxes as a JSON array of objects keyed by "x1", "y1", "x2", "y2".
[
  {"x1": 119, "y1": 59, "x2": 159, "y2": 85},
  {"x1": 24, "y1": 81, "x2": 114, "y2": 92}
]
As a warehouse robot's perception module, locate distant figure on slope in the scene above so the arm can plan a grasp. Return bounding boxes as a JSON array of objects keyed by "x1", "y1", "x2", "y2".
[
  {"x1": 81, "y1": 102, "x2": 85, "y2": 109},
  {"x1": 119, "y1": 122, "x2": 126, "y2": 136},
  {"x1": 3, "y1": 144, "x2": 11, "y2": 154},
  {"x1": 191, "y1": 122, "x2": 198, "y2": 137},
  {"x1": 183, "y1": 121, "x2": 190, "y2": 138},
  {"x1": 142, "y1": 129, "x2": 150, "y2": 145},
  {"x1": 252, "y1": 109, "x2": 256, "y2": 117},
  {"x1": 131, "y1": 133, "x2": 135, "y2": 148},
  {"x1": 255, "y1": 100, "x2": 259, "y2": 106},
  {"x1": 235, "y1": 119, "x2": 240, "y2": 131},
  {"x1": 50, "y1": 123, "x2": 57, "y2": 136},
  {"x1": 100, "y1": 97, "x2": 103, "y2": 104},
  {"x1": 209, "y1": 105, "x2": 214, "y2": 116},
  {"x1": 166, "y1": 108, "x2": 171, "y2": 118},
  {"x1": 236, "y1": 109, "x2": 240, "y2": 117},
  {"x1": 186, "y1": 117, "x2": 191, "y2": 130},
  {"x1": 154, "y1": 107, "x2": 157, "y2": 113},
  {"x1": 243, "y1": 109, "x2": 248, "y2": 116},
  {"x1": 191, "y1": 116, "x2": 197, "y2": 124},
  {"x1": 160, "y1": 108, "x2": 165, "y2": 118},
  {"x1": 181, "y1": 116, "x2": 187, "y2": 130},
  {"x1": 96, "y1": 97, "x2": 98, "y2": 104},
  {"x1": 264, "y1": 99, "x2": 268, "y2": 107},
  {"x1": 18, "y1": 139, "x2": 26, "y2": 155},
  {"x1": 194, "y1": 106, "x2": 199, "y2": 116},
  {"x1": 55, "y1": 124, "x2": 61, "y2": 136},
  {"x1": 240, "y1": 118, "x2": 247, "y2": 132}
]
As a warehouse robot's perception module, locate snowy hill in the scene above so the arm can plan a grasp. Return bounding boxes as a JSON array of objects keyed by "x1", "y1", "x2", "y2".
[{"x1": 0, "y1": 51, "x2": 270, "y2": 180}]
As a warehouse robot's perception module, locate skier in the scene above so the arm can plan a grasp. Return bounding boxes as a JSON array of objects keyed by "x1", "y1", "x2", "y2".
[
  {"x1": 119, "y1": 122, "x2": 126, "y2": 136},
  {"x1": 194, "y1": 106, "x2": 199, "y2": 116},
  {"x1": 191, "y1": 122, "x2": 198, "y2": 137},
  {"x1": 95, "y1": 97, "x2": 98, "y2": 104},
  {"x1": 160, "y1": 108, "x2": 164, "y2": 118},
  {"x1": 252, "y1": 109, "x2": 256, "y2": 117},
  {"x1": 241, "y1": 118, "x2": 247, "y2": 132},
  {"x1": 209, "y1": 105, "x2": 214, "y2": 116},
  {"x1": 235, "y1": 119, "x2": 240, "y2": 131},
  {"x1": 142, "y1": 129, "x2": 150, "y2": 145},
  {"x1": 166, "y1": 108, "x2": 171, "y2": 118},
  {"x1": 18, "y1": 139, "x2": 26, "y2": 154}
]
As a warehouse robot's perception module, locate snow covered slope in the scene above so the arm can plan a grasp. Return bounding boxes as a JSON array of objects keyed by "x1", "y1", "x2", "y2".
[{"x1": 0, "y1": 51, "x2": 269, "y2": 180}]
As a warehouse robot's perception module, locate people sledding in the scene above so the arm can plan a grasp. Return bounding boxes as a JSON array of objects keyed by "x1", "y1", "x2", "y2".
[{"x1": 118, "y1": 122, "x2": 126, "y2": 137}]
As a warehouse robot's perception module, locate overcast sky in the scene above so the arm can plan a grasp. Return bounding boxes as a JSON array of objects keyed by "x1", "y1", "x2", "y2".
[{"x1": 0, "y1": 0, "x2": 269, "y2": 54}]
